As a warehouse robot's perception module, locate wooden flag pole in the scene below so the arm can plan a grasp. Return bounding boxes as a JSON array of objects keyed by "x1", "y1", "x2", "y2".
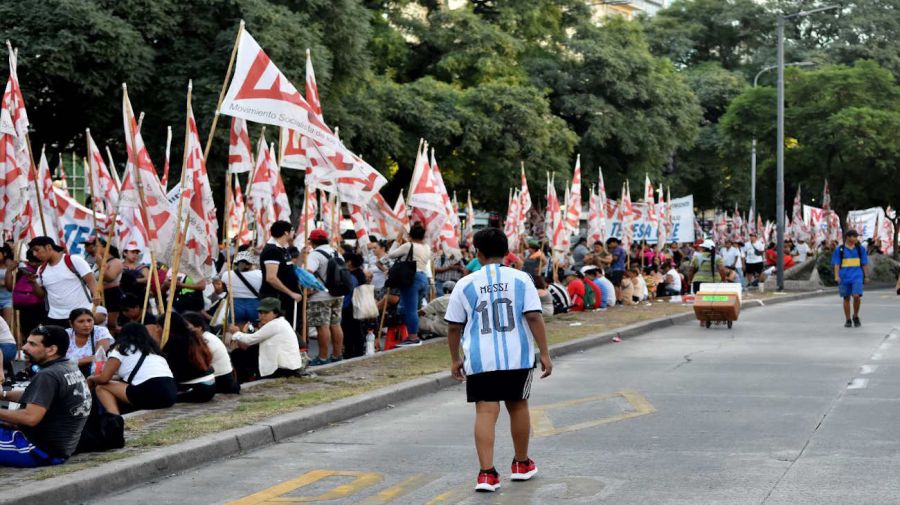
[
  {"x1": 300, "y1": 180, "x2": 310, "y2": 348},
  {"x1": 10, "y1": 241, "x2": 21, "y2": 345},
  {"x1": 161, "y1": 81, "x2": 196, "y2": 348},
  {"x1": 203, "y1": 20, "x2": 243, "y2": 162},
  {"x1": 92, "y1": 214, "x2": 117, "y2": 311},
  {"x1": 85, "y1": 129, "x2": 99, "y2": 233},
  {"x1": 25, "y1": 138, "x2": 47, "y2": 235},
  {"x1": 161, "y1": 216, "x2": 190, "y2": 348},
  {"x1": 125, "y1": 89, "x2": 166, "y2": 317}
]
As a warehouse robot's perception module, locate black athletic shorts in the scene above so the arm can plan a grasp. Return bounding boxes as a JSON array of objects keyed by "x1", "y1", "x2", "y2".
[
  {"x1": 745, "y1": 262, "x2": 764, "y2": 275},
  {"x1": 466, "y1": 367, "x2": 535, "y2": 403},
  {"x1": 608, "y1": 270, "x2": 625, "y2": 287}
]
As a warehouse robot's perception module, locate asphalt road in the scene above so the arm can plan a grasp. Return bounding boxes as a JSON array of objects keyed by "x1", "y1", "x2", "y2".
[{"x1": 94, "y1": 291, "x2": 900, "y2": 505}]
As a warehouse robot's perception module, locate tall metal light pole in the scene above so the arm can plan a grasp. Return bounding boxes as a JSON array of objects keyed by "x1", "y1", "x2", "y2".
[
  {"x1": 751, "y1": 62, "x2": 812, "y2": 226},
  {"x1": 776, "y1": 5, "x2": 839, "y2": 291}
]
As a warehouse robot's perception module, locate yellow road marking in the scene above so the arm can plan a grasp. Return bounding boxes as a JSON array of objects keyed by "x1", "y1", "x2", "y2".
[
  {"x1": 357, "y1": 474, "x2": 437, "y2": 504},
  {"x1": 227, "y1": 469, "x2": 383, "y2": 504},
  {"x1": 530, "y1": 390, "x2": 656, "y2": 437}
]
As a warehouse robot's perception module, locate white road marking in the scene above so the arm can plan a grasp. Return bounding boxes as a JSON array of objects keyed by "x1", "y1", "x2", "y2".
[
  {"x1": 879, "y1": 342, "x2": 892, "y2": 352},
  {"x1": 847, "y1": 378, "x2": 869, "y2": 389},
  {"x1": 860, "y1": 365, "x2": 878, "y2": 375},
  {"x1": 872, "y1": 353, "x2": 883, "y2": 361}
]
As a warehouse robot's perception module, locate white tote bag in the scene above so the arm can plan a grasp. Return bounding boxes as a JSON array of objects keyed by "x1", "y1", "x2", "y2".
[{"x1": 352, "y1": 284, "x2": 379, "y2": 320}]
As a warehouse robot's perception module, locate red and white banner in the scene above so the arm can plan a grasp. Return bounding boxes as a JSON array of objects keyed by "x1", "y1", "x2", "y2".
[
  {"x1": 348, "y1": 204, "x2": 370, "y2": 250},
  {"x1": 271, "y1": 144, "x2": 291, "y2": 223},
  {"x1": 394, "y1": 190, "x2": 409, "y2": 233},
  {"x1": 564, "y1": 155, "x2": 581, "y2": 237},
  {"x1": 161, "y1": 126, "x2": 172, "y2": 190},
  {"x1": 230, "y1": 176, "x2": 252, "y2": 246},
  {"x1": 228, "y1": 117, "x2": 254, "y2": 174},
  {"x1": 120, "y1": 86, "x2": 177, "y2": 262},
  {"x1": 408, "y1": 143, "x2": 444, "y2": 214},
  {"x1": 620, "y1": 182, "x2": 634, "y2": 251},
  {"x1": 295, "y1": 181, "x2": 317, "y2": 245},
  {"x1": 587, "y1": 187, "x2": 602, "y2": 246},
  {"x1": 56, "y1": 187, "x2": 111, "y2": 255},
  {"x1": 86, "y1": 129, "x2": 120, "y2": 214},
  {"x1": 644, "y1": 174, "x2": 657, "y2": 227},
  {"x1": 1, "y1": 43, "x2": 33, "y2": 239},
  {"x1": 790, "y1": 186, "x2": 811, "y2": 243},
  {"x1": 221, "y1": 28, "x2": 338, "y2": 149},
  {"x1": 178, "y1": 96, "x2": 218, "y2": 279}
]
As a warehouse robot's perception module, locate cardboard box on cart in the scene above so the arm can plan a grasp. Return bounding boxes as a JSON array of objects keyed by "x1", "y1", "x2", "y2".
[{"x1": 694, "y1": 283, "x2": 741, "y2": 326}]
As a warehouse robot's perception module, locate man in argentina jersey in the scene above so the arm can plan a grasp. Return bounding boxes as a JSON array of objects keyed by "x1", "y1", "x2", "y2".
[{"x1": 446, "y1": 227, "x2": 552, "y2": 493}]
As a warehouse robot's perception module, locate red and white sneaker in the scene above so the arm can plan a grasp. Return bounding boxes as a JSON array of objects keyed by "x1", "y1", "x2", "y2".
[
  {"x1": 475, "y1": 469, "x2": 501, "y2": 492},
  {"x1": 510, "y1": 458, "x2": 538, "y2": 481}
]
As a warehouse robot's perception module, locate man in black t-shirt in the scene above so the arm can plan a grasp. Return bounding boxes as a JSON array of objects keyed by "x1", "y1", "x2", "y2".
[
  {"x1": 0, "y1": 325, "x2": 91, "y2": 466},
  {"x1": 260, "y1": 221, "x2": 304, "y2": 343}
]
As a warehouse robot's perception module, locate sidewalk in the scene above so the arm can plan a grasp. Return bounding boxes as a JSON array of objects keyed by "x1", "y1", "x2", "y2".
[{"x1": 0, "y1": 289, "x2": 831, "y2": 504}]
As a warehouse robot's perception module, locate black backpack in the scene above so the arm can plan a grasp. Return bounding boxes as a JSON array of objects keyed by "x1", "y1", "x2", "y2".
[{"x1": 316, "y1": 250, "x2": 354, "y2": 297}]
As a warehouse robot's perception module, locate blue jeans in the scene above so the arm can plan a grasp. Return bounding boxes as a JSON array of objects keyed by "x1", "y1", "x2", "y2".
[
  {"x1": 399, "y1": 272, "x2": 429, "y2": 336},
  {"x1": 0, "y1": 428, "x2": 65, "y2": 467},
  {"x1": 232, "y1": 298, "x2": 260, "y2": 324},
  {"x1": 0, "y1": 343, "x2": 16, "y2": 371}
]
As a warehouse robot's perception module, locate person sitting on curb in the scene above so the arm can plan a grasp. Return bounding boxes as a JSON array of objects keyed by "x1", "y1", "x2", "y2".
[
  {"x1": 66, "y1": 308, "x2": 115, "y2": 377},
  {"x1": 163, "y1": 313, "x2": 217, "y2": 404},
  {"x1": 182, "y1": 312, "x2": 240, "y2": 395},
  {"x1": 562, "y1": 270, "x2": 585, "y2": 312},
  {"x1": 228, "y1": 297, "x2": 306, "y2": 381},
  {"x1": 0, "y1": 325, "x2": 92, "y2": 467},
  {"x1": 88, "y1": 323, "x2": 177, "y2": 415}
]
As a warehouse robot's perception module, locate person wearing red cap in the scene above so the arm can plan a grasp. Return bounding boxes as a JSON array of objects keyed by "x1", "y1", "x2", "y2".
[
  {"x1": 305, "y1": 228, "x2": 345, "y2": 366},
  {"x1": 259, "y1": 222, "x2": 304, "y2": 344}
]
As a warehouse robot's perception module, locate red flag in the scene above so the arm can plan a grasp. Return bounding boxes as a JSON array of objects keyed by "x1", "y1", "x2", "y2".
[
  {"x1": 86, "y1": 129, "x2": 119, "y2": 214},
  {"x1": 644, "y1": 174, "x2": 657, "y2": 227},
  {"x1": 120, "y1": 85, "x2": 177, "y2": 262},
  {"x1": 270, "y1": 144, "x2": 291, "y2": 222},
  {"x1": 229, "y1": 117, "x2": 254, "y2": 174},
  {"x1": 1, "y1": 42, "x2": 33, "y2": 239},
  {"x1": 161, "y1": 125, "x2": 172, "y2": 189},
  {"x1": 178, "y1": 91, "x2": 219, "y2": 279},
  {"x1": 620, "y1": 182, "x2": 634, "y2": 251},
  {"x1": 221, "y1": 27, "x2": 337, "y2": 149},
  {"x1": 231, "y1": 176, "x2": 252, "y2": 246},
  {"x1": 293, "y1": 181, "x2": 318, "y2": 247},
  {"x1": 564, "y1": 155, "x2": 581, "y2": 237}
]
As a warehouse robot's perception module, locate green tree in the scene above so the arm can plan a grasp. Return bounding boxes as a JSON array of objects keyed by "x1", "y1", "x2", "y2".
[
  {"x1": 721, "y1": 61, "x2": 900, "y2": 218},
  {"x1": 529, "y1": 17, "x2": 702, "y2": 192},
  {"x1": 643, "y1": 0, "x2": 772, "y2": 71}
]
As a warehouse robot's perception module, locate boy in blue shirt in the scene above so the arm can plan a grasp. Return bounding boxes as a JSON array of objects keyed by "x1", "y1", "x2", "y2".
[{"x1": 832, "y1": 230, "x2": 869, "y2": 328}]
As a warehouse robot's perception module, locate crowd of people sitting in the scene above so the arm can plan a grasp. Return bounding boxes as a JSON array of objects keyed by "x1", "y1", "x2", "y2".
[{"x1": 0, "y1": 218, "x2": 843, "y2": 468}]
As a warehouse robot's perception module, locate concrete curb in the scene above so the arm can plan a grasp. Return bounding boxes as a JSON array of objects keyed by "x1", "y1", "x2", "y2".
[{"x1": 3, "y1": 289, "x2": 834, "y2": 505}]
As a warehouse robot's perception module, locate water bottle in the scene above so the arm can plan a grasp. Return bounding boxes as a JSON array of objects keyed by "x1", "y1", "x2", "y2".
[
  {"x1": 365, "y1": 330, "x2": 376, "y2": 356},
  {"x1": 93, "y1": 347, "x2": 107, "y2": 376}
]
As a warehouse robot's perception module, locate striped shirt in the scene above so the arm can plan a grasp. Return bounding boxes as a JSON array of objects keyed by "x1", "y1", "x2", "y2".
[{"x1": 445, "y1": 263, "x2": 542, "y2": 375}]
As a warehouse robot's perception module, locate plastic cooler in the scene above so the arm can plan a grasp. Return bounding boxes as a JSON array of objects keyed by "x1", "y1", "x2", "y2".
[{"x1": 693, "y1": 283, "x2": 741, "y2": 328}]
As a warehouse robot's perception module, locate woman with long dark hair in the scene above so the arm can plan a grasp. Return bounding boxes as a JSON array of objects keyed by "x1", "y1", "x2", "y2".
[
  {"x1": 65, "y1": 308, "x2": 114, "y2": 376},
  {"x1": 161, "y1": 312, "x2": 216, "y2": 403},
  {"x1": 87, "y1": 323, "x2": 176, "y2": 414},
  {"x1": 182, "y1": 312, "x2": 239, "y2": 394}
]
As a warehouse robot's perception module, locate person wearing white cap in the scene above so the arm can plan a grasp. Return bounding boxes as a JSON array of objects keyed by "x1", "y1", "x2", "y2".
[{"x1": 688, "y1": 240, "x2": 727, "y2": 294}]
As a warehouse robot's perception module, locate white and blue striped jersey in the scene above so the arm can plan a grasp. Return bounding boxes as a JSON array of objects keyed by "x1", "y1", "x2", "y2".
[{"x1": 445, "y1": 263, "x2": 542, "y2": 375}]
